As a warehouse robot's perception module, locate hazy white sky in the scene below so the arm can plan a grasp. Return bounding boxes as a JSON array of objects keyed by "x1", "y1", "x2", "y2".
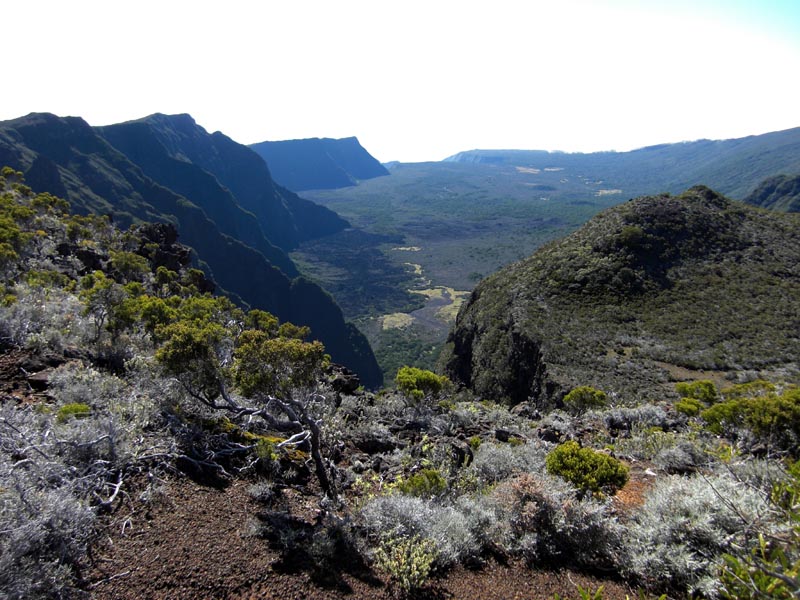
[{"x1": 3, "y1": 0, "x2": 799, "y2": 162}]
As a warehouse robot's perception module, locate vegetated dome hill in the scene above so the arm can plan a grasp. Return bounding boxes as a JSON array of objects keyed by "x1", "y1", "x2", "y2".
[
  {"x1": 0, "y1": 112, "x2": 382, "y2": 387},
  {"x1": 249, "y1": 137, "x2": 389, "y2": 192},
  {"x1": 744, "y1": 173, "x2": 800, "y2": 212},
  {"x1": 441, "y1": 186, "x2": 800, "y2": 406}
]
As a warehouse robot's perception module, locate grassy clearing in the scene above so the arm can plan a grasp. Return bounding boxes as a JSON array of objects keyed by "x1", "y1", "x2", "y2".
[{"x1": 382, "y1": 313, "x2": 415, "y2": 330}]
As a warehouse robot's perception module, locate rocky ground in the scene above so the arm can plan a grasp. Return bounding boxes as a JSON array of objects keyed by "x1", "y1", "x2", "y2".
[
  {"x1": 1, "y1": 348, "x2": 650, "y2": 600},
  {"x1": 84, "y1": 476, "x2": 639, "y2": 600}
]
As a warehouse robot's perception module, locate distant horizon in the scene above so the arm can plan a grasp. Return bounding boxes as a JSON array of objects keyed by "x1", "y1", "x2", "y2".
[
  {"x1": 2, "y1": 0, "x2": 798, "y2": 163},
  {"x1": 3, "y1": 109, "x2": 797, "y2": 166},
  {"x1": 259, "y1": 121, "x2": 800, "y2": 163}
]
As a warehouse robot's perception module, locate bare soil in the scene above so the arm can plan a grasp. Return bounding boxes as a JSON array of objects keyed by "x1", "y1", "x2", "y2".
[{"x1": 84, "y1": 476, "x2": 638, "y2": 600}]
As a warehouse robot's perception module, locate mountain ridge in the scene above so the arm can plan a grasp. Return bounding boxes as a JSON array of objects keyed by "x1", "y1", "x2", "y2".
[
  {"x1": 250, "y1": 136, "x2": 389, "y2": 191},
  {"x1": 443, "y1": 127, "x2": 800, "y2": 199},
  {"x1": 96, "y1": 115, "x2": 299, "y2": 276},
  {"x1": 105, "y1": 113, "x2": 350, "y2": 250},
  {"x1": 743, "y1": 172, "x2": 800, "y2": 212},
  {"x1": 0, "y1": 112, "x2": 382, "y2": 387}
]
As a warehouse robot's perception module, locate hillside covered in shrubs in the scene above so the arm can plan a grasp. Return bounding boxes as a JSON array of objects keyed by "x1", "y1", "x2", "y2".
[
  {"x1": 441, "y1": 186, "x2": 800, "y2": 407},
  {"x1": 1, "y1": 170, "x2": 799, "y2": 599},
  {"x1": 744, "y1": 173, "x2": 800, "y2": 213}
]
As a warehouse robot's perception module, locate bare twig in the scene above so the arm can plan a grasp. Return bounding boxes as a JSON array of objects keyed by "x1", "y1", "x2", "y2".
[
  {"x1": 94, "y1": 472, "x2": 125, "y2": 512},
  {"x1": 89, "y1": 570, "x2": 132, "y2": 588}
]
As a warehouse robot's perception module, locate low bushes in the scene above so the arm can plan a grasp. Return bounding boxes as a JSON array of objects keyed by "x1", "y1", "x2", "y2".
[
  {"x1": 620, "y1": 471, "x2": 776, "y2": 596},
  {"x1": 701, "y1": 387, "x2": 800, "y2": 455},
  {"x1": 546, "y1": 441, "x2": 629, "y2": 497},
  {"x1": 395, "y1": 366, "x2": 450, "y2": 404},
  {"x1": 373, "y1": 535, "x2": 438, "y2": 595},
  {"x1": 563, "y1": 385, "x2": 607, "y2": 415},
  {"x1": 396, "y1": 468, "x2": 447, "y2": 498}
]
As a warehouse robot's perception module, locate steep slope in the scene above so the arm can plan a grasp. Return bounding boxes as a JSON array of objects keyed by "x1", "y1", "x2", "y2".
[
  {"x1": 0, "y1": 113, "x2": 382, "y2": 387},
  {"x1": 744, "y1": 173, "x2": 800, "y2": 212},
  {"x1": 445, "y1": 127, "x2": 800, "y2": 199},
  {"x1": 118, "y1": 114, "x2": 348, "y2": 250},
  {"x1": 441, "y1": 186, "x2": 800, "y2": 406},
  {"x1": 250, "y1": 137, "x2": 389, "y2": 191},
  {"x1": 96, "y1": 117, "x2": 297, "y2": 276}
]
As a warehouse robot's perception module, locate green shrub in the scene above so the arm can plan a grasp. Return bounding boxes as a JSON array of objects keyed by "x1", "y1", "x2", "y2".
[
  {"x1": 701, "y1": 387, "x2": 800, "y2": 454},
  {"x1": 721, "y1": 379, "x2": 776, "y2": 400},
  {"x1": 395, "y1": 366, "x2": 450, "y2": 403},
  {"x1": 56, "y1": 403, "x2": 91, "y2": 423},
  {"x1": 676, "y1": 380, "x2": 718, "y2": 404},
  {"x1": 255, "y1": 438, "x2": 278, "y2": 462},
  {"x1": 468, "y1": 435, "x2": 482, "y2": 450},
  {"x1": 563, "y1": 385, "x2": 607, "y2": 414},
  {"x1": 675, "y1": 396, "x2": 704, "y2": 417},
  {"x1": 546, "y1": 441, "x2": 629, "y2": 497},
  {"x1": 374, "y1": 535, "x2": 437, "y2": 595},
  {"x1": 109, "y1": 250, "x2": 149, "y2": 281},
  {"x1": 397, "y1": 468, "x2": 447, "y2": 498},
  {"x1": 437, "y1": 398, "x2": 456, "y2": 411}
]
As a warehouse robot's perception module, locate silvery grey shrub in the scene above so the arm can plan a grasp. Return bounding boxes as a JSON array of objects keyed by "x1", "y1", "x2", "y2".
[{"x1": 620, "y1": 470, "x2": 778, "y2": 597}]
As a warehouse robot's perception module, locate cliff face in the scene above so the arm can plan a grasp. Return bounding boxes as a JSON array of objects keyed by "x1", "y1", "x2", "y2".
[
  {"x1": 100, "y1": 114, "x2": 349, "y2": 251},
  {"x1": 0, "y1": 113, "x2": 382, "y2": 388},
  {"x1": 441, "y1": 186, "x2": 800, "y2": 406},
  {"x1": 250, "y1": 136, "x2": 389, "y2": 191},
  {"x1": 97, "y1": 116, "x2": 298, "y2": 276}
]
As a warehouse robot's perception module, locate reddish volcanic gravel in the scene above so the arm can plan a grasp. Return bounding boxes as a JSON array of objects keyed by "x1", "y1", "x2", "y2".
[{"x1": 85, "y1": 477, "x2": 636, "y2": 600}]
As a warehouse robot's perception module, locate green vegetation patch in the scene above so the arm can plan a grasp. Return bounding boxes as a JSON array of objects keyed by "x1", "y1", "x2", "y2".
[
  {"x1": 395, "y1": 366, "x2": 450, "y2": 403},
  {"x1": 563, "y1": 385, "x2": 607, "y2": 415},
  {"x1": 546, "y1": 441, "x2": 629, "y2": 497},
  {"x1": 56, "y1": 403, "x2": 92, "y2": 423},
  {"x1": 396, "y1": 468, "x2": 447, "y2": 498},
  {"x1": 441, "y1": 187, "x2": 800, "y2": 407}
]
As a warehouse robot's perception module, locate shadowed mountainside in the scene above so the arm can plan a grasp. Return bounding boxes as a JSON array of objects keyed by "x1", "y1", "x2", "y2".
[
  {"x1": 102, "y1": 114, "x2": 349, "y2": 250},
  {"x1": 0, "y1": 112, "x2": 382, "y2": 387},
  {"x1": 96, "y1": 115, "x2": 298, "y2": 276},
  {"x1": 743, "y1": 173, "x2": 800, "y2": 212},
  {"x1": 250, "y1": 136, "x2": 388, "y2": 191},
  {"x1": 441, "y1": 186, "x2": 800, "y2": 406}
]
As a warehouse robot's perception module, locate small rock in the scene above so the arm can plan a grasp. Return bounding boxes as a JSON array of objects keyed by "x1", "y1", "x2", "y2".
[{"x1": 326, "y1": 364, "x2": 361, "y2": 395}]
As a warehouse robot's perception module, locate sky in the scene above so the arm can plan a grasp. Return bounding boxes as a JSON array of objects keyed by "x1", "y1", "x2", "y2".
[{"x1": 3, "y1": 0, "x2": 799, "y2": 163}]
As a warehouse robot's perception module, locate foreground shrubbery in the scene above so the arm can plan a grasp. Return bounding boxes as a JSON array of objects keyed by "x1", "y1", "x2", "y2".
[
  {"x1": 0, "y1": 172, "x2": 341, "y2": 594},
  {"x1": 621, "y1": 470, "x2": 776, "y2": 596},
  {"x1": 1, "y1": 171, "x2": 799, "y2": 599},
  {"x1": 718, "y1": 461, "x2": 800, "y2": 599}
]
